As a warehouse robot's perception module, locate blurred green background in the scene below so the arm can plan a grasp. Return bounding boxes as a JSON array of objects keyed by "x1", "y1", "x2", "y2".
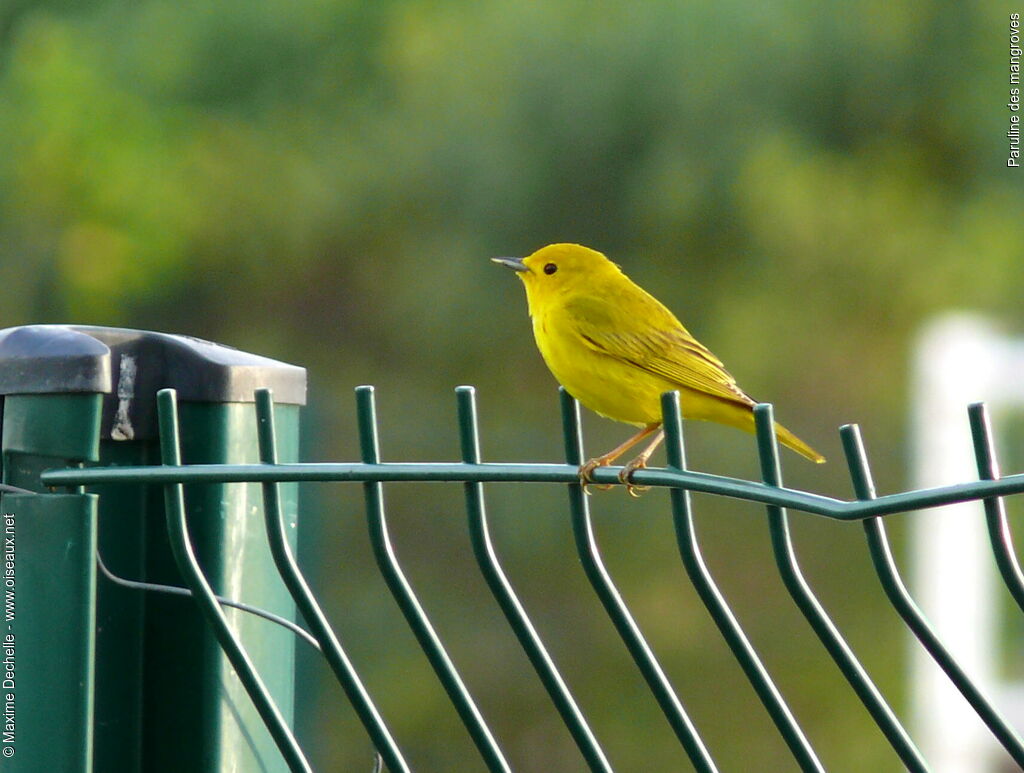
[{"x1": 2, "y1": 0, "x2": 1022, "y2": 770}]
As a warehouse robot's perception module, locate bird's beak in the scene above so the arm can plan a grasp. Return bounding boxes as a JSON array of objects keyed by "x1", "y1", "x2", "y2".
[{"x1": 491, "y1": 256, "x2": 528, "y2": 272}]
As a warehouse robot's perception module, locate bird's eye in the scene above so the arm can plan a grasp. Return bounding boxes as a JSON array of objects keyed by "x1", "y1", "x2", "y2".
[{"x1": 544, "y1": 263, "x2": 558, "y2": 275}]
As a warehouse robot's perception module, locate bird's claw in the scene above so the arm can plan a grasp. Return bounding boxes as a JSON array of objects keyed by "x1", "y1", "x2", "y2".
[
  {"x1": 579, "y1": 457, "x2": 614, "y2": 494},
  {"x1": 619, "y1": 457, "x2": 651, "y2": 497},
  {"x1": 580, "y1": 454, "x2": 652, "y2": 496}
]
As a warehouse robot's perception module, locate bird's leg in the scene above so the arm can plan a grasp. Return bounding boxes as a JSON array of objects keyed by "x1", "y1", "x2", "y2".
[
  {"x1": 619, "y1": 429, "x2": 666, "y2": 497},
  {"x1": 580, "y1": 423, "x2": 662, "y2": 493}
]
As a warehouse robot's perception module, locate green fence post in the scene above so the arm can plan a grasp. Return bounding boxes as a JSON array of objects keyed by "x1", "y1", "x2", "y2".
[
  {"x1": 0, "y1": 325, "x2": 307, "y2": 773},
  {"x1": 0, "y1": 325, "x2": 108, "y2": 772}
]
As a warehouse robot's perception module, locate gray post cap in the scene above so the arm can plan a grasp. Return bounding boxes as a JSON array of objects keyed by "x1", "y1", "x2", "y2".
[{"x1": 0, "y1": 325, "x2": 306, "y2": 440}]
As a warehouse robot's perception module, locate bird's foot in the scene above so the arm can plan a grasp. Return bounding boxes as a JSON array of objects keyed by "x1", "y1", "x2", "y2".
[
  {"x1": 619, "y1": 456, "x2": 651, "y2": 498},
  {"x1": 579, "y1": 456, "x2": 614, "y2": 494}
]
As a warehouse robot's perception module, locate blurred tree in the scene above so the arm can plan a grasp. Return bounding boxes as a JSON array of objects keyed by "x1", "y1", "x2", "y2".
[{"x1": 0, "y1": 0, "x2": 1021, "y2": 769}]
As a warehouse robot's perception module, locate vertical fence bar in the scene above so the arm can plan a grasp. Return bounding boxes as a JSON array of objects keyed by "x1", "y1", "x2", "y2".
[
  {"x1": 751, "y1": 404, "x2": 928, "y2": 772},
  {"x1": 1, "y1": 387, "x2": 102, "y2": 773},
  {"x1": 254, "y1": 389, "x2": 410, "y2": 773},
  {"x1": 559, "y1": 388, "x2": 717, "y2": 772},
  {"x1": 967, "y1": 402, "x2": 1024, "y2": 614},
  {"x1": 662, "y1": 393, "x2": 824, "y2": 773},
  {"x1": 455, "y1": 386, "x2": 614, "y2": 773},
  {"x1": 840, "y1": 423, "x2": 1024, "y2": 768},
  {"x1": 156, "y1": 389, "x2": 312, "y2": 773},
  {"x1": 354, "y1": 386, "x2": 511, "y2": 773}
]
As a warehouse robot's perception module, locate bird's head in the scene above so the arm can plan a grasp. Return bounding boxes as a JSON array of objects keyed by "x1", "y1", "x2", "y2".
[{"x1": 492, "y1": 243, "x2": 623, "y2": 312}]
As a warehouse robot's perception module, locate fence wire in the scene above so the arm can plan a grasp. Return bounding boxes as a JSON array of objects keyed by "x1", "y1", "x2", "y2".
[{"x1": 38, "y1": 386, "x2": 1024, "y2": 772}]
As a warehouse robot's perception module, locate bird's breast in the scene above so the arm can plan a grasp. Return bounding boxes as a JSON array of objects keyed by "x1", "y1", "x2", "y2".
[{"x1": 531, "y1": 308, "x2": 668, "y2": 425}]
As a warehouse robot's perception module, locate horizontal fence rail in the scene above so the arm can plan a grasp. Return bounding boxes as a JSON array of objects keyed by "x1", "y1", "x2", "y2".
[
  {"x1": 39, "y1": 459, "x2": 1024, "y2": 521},
  {"x1": 32, "y1": 386, "x2": 1024, "y2": 772}
]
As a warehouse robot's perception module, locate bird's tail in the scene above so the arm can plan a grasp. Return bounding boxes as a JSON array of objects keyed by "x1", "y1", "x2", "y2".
[
  {"x1": 681, "y1": 392, "x2": 825, "y2": 463},
  {"x1": 774, "y1": 422, "x2": 826, "y2": 464}
]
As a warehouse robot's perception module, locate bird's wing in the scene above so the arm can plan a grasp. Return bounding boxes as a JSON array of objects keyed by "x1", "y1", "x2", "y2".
[{"x1": 563, "y1": 291, "x2": 753, "y2": 406}]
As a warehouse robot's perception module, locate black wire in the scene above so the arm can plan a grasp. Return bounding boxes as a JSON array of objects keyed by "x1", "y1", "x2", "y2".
[
  {"x1": 0, "y1": 483, "x2": 35, "y2": 495},
  {"x1": 96, "y1": 550, "x2": 398, "y2": 769},
  {"x1": 95, "y1": 548, "x2": 322, "y2": 652},
  {"x1": 2, "y1": 483, "x2": 319, "y2": 651}
]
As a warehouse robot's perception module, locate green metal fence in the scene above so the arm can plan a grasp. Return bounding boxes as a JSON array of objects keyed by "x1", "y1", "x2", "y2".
[{"x1": 4, "y1": 325, "x2": 1024, "y2": 771}]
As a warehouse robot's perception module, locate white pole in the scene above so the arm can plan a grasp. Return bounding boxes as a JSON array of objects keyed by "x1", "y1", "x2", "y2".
[{"x1": 910, "y1": 313, "x2": 1022, "y2": 772}]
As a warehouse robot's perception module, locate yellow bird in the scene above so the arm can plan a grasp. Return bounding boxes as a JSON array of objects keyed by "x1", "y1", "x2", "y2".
[{"x1": 494, "y1": 243, "x2": 824, "y2": 494}]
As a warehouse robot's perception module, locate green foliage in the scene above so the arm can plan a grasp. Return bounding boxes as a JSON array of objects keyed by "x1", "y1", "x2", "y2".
[{"x1": 1, "y1": 0, "x2": 1020, "y2": 769}]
